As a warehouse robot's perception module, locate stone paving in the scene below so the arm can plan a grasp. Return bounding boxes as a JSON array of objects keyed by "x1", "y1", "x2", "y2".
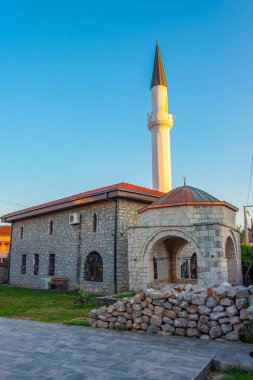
[{"x1": 0, "y1": 318, "x2": 252, "y2": 379}]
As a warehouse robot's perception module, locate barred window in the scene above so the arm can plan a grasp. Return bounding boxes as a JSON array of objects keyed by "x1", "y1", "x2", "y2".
[
  {"x1": 49, "y1": 220, "x2": 53, "y2": 235},
  {"x1": 92, "y1": 213, "x2": 97, "y2": 232},
  {"x1": 181, "y1": 253, "x2": 197, "y2": 279},
  {"x1": 33, "y1": 254, "x2": 39, "y2": 275},
  {"x1": 20, "y1": 226, "x2": 24, "y2": 239},
  {"x1": 84, "y1": 252, "x2": 103, "y2": 282},
  {"x1": 153, "y1": 256, "x2": 158, "y2": 280},
  {"x1": 21, "y1": 254, "x2": 26, "y2": 274},
  {"x1": 190, "y1": 253, "x2": 197, "y2": 279},
  {"x1": 48, "y1": 254, "x2": 55, "y2": 276}
]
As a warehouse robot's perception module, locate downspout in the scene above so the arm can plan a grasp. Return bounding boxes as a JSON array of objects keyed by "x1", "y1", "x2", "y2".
[{"x1": 114, "y1": 199, "x2": 118, "y2": 294}]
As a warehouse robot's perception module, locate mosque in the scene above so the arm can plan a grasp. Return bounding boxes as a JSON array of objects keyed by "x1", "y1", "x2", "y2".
[{"x1": 1, "y1": 44, "x2": 242, "y2": 292}]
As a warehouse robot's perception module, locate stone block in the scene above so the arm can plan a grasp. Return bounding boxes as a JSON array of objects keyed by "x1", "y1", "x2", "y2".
[
  {"x1": 162, "y1": 316, "x2": 174, "y2": 325},
  {"x1": 154, "y1": 306, "x2": 164, "y2": 317},
  {"x1": 97, "y1": 320, "x2": 109, "y2": 329},
  {"x1": 221, "y1": 323, "x2": 232, "y2": 334},
  {"x1": 235, "y1": 298, "x2": 247, "y2": 310},
  {"x1": 206, "y1": 297, "x2": 217, "y2": 308},
  {"x1": 147, "y1": 325, "x2": 160, "y2": 334},
  {"x1": 164, "y1": 302, "x2": 172, "y2": 309},
  {"x1": 150, "y1": 315, "x2": 162, "y2": 327},
  {"x1": 175, "y1": 328, "x2": 186, "y2": 336},
  {"x1": 199, "y1": 315, "x2": 210, "y2": 323},
  {"x1": 187, "y1": 305, "x2": 198, "y2": 314},
  {"x1": 220, "y1": 298, "x2": 233, "y2": 307},
  {"x1": 229, "y1": 316, "x2": 241, "y2": 325},
  {"x1": 240, "y1": 309, "x2": 248, "y2": 320},
  {"x1": 209, "y1": 325, "x2": 222, "y2": 339},
  {"x1": 164, "y1": 309, "x2": 177, "y2": 319},
  {"x1": 198, "y1": 305, "x2": 211, "y2": 315},
  {"x1": 141, "y1": 308, "x2": 153, "y2": 316},
  {"x1": 153, "y1": 299, "x2": 165, "y2": 306},
  {"x1": 226, "y1": 305, "x2": 238, "y2": 317},
  {"x1": 212, "y1": 305, "x2": 224, "y2": 312},
  {"x1": 235, "y1": 289, "x2": 249, "y2": 299},
  {"x1": 161, "y1": 324, "x2": 175, "y2": 333},
  {"x1": 226, "y1": 331, "x2": 239, "y2": 341},
  {"x1": 187, "y1": 328, "x2": 199, "y2": 337}
]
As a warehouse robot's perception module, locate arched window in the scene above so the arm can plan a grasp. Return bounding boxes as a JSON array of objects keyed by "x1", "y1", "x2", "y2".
[
  {"x1": 190, "y1": 253, "x2": 198, "y2": 279},
  {"x1": 180, "y1": 253, "x2": 197, "y2": 279},
  {"x1": 84, "y1": 252, "x2": 103, "y2": 282},
  {"x1": 49, "y1": 220, "x2": 53, "y2": 235},
  {"x1": 153, "y1": 256, "x2": 158, "y2": 280},
  {"x1": 181, "y1": 259, "x2": 189, "y2": 278},
  {"x1": 92, "y1": 213, "x2": 97, "y2": 232},
  {"x1": 20, "y1": 226, "x2": 24, "y2": 240}
]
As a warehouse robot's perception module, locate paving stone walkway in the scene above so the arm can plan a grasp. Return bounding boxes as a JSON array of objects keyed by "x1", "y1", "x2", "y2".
[{"x1": 0, "y1": 318, "x2": 252, "y2": 380}]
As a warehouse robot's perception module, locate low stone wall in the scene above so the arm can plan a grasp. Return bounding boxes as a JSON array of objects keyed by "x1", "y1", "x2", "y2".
[{"x1": 90, "y1": 283, "x2": 253, "y2": 341}]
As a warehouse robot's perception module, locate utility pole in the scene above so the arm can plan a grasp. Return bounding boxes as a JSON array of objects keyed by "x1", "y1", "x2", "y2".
[{"x1": 244, "y1": 205, "x2": 253, "y2": 245}]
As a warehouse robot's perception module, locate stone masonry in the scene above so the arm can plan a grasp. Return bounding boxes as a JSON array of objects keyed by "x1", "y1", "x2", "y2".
[
  {"x1": 90, "y1": 283, "x2": 253, "y2": 342},
  {"x1": 128, "y1": 204, "x2": 241, "y2": 290},
  {"x1": 9, "y1": 198, "x2": 147, "y2": 292}
]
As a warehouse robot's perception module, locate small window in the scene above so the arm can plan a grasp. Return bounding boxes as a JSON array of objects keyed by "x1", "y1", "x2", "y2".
[
  {"x1": 20, "y1": 226, "x2": 24, "y2": 239},
  {"x1": 180, "y1": 253, "x2": 197, "y2": 279},
  {"x1": 190, "y1": 253, "x2": 198, "y2": 279},
  {"x1": 48, "y1": 254, "x2": 55, "y2": 276},
  {"x1": 181, "y1": 259, "x2": 189, "y2": 279},
  {"x1": 2, "y1": 258, "x2": 7, "y2": 263},
  {"x1": 84, "y1": 252, "x2": 103, "y2": 282},
  {"x1": 21, "y1": 254, "x2": 26, "y2": 274},
  {"x1": 33, "y1": 254, "x2": 39, "y2": 275},
  {"x1": 92, "y1": 213, "x2": 97, "y2": 232},
  {"x1": 49, "y1": 220, "x2": 53, "y2": 235},
  {"x1": 153, "y1": 256, "x2": 158, "y2": 280}
]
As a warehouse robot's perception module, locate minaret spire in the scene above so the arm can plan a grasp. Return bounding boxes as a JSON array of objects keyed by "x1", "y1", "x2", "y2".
[
  {"x1": 150, "y1": 41, "x2": 167, "y2": 89},
  {"x1": 147, "y1": 42, "x2": 175, "y2": 193}
]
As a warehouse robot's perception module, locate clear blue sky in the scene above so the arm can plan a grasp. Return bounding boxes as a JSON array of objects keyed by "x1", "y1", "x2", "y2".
[{"x1": 0, "y1": 0, "x2": 252, "y2": 226}]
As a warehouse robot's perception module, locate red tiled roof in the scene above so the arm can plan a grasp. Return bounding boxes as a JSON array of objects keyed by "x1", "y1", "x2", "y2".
[
  {"x1": 139, "y1": 185, "x2": 238, "y2": 213},
  {"x1": 1, "y1": 182, "x2": 163, "y2": 221}
]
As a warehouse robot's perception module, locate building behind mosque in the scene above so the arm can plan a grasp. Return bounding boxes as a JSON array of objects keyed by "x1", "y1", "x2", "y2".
[{"x1": 1, "y1": 44, "x2": 242, "y2": 292}]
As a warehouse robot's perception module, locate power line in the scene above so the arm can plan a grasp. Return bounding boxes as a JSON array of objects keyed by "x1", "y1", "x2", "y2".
[
  {"x1": 246, "y1": 155, "x2": 253, "y2": 205},
  {"x1": 0, "y1": 200, "x2": 27, "y2": 207}
]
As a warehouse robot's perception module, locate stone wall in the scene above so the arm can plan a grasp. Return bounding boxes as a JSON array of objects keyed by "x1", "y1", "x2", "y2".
[
  {"x1": 128, "y1": 204, "x2": 241, "y2": 289},
  {"x1": 9, "y1": 199, "x2": 146, "y2": 292},
  {"x1": 90, "y1": 283, "x2": 252, "y2": 341}
]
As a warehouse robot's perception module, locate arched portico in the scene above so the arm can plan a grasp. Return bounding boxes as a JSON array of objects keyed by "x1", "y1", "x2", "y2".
[{"x1": 141, "y1": 229, "x2": 204, "y2": 286}]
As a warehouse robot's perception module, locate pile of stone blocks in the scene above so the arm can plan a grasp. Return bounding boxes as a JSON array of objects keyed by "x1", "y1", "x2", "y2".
[{"x1": 90, "y1": 283, "x2": 253, "y2": 341}]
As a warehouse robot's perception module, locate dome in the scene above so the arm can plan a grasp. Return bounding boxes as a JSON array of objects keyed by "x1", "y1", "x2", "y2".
[{"x1": 152, "y1": 185, "x2": 219, "y2": 206}]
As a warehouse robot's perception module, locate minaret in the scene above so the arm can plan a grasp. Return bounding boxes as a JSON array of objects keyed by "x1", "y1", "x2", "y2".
[{"x1": 148, "y1": 42, "x2": 175, "y2": 193}]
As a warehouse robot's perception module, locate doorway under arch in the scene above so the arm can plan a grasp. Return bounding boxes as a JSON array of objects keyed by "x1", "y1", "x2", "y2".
[
  {"x1": 225, "y1": 236, "x2": 237, "y2": 284},
  {"x1": 148, "y1": 235, "x2": 199, "y2": 284}
]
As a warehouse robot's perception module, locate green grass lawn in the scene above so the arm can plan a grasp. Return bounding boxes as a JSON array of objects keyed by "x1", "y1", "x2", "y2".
[
  {"x1": 0, "y1": 285, "x2": 97, "y2": 325},
  {"x1": 219, "y1": 366, "x2": 253, "y2": 380}
]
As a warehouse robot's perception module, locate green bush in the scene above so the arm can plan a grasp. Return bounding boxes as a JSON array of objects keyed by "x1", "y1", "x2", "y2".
[{"x1": 241, "y1": 245, "x2": 253, "y2": 266}]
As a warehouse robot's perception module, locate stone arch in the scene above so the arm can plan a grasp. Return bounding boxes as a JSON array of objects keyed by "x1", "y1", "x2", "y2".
[
  {"x1": 84, "y1": 251, "x2": 103, "y2": 282},
  {"x1": 141, "y1": 229, "x2": 203, "y2": 285},
  {"x1": 225, "y1": 236, "x2": 237, "y2": 284}
]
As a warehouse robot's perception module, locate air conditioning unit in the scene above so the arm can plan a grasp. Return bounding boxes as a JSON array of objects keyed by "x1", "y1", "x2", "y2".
[{"x1": 69, "y1": 213, "x2": 80, "y2": 225}]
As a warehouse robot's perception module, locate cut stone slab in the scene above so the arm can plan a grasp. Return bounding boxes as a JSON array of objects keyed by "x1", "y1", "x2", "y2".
[{"x1": 0, "y1": 318, "x2": 253, "y2": 380}]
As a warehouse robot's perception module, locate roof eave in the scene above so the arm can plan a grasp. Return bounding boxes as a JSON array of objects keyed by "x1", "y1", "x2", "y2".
[{"x1": 138, "y1": 201, "x2": 239, "y2": 214}]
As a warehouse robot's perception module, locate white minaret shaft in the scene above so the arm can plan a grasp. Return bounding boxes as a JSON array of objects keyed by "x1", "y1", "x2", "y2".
[{"x1": 148, "y1": 43, "x2": 174, "y2": 193}]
